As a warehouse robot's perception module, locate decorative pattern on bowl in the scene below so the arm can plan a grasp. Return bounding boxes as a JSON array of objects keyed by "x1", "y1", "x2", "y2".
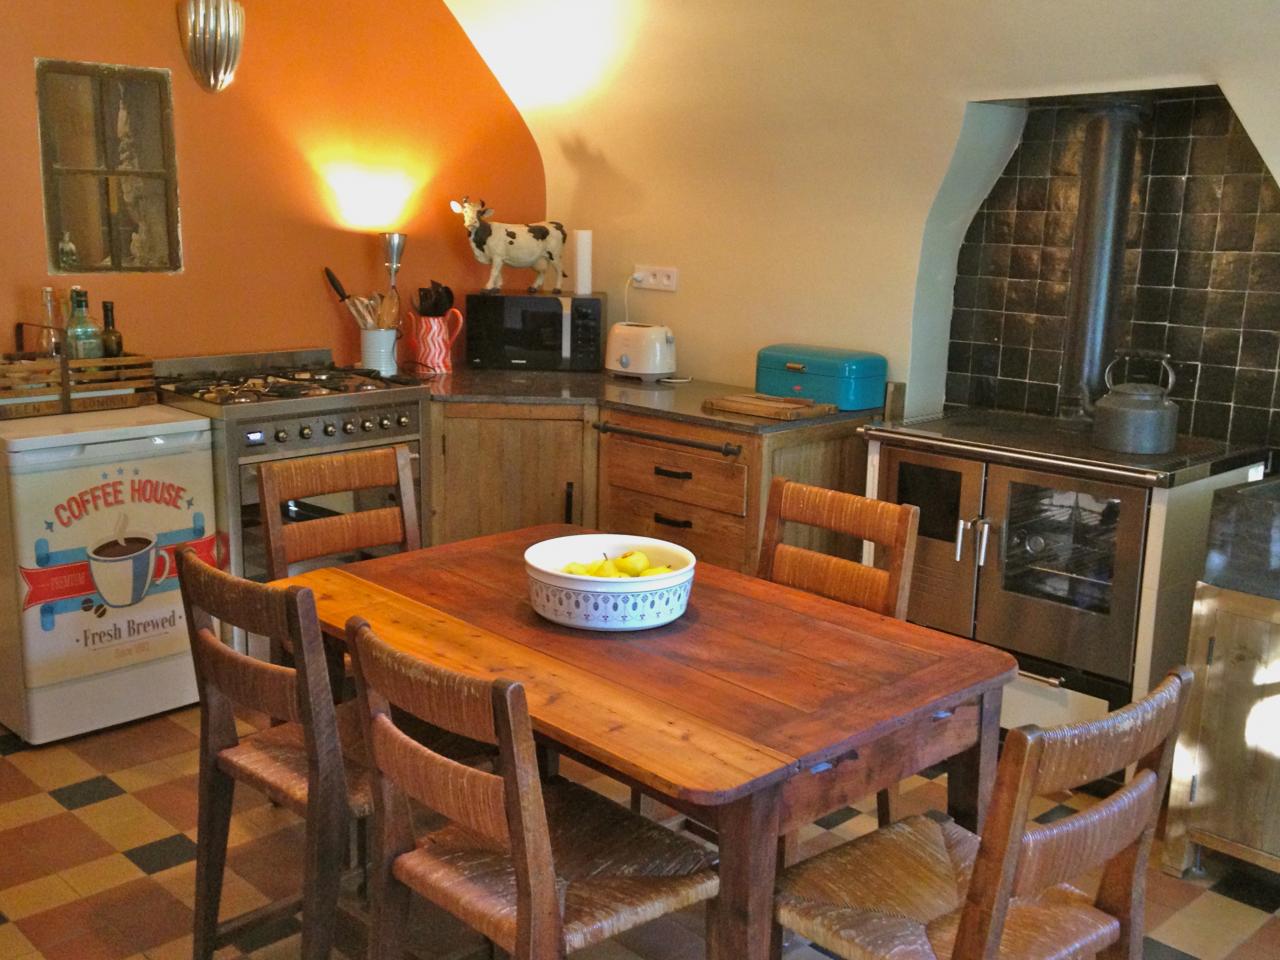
[
  {"x1": 523, "y1": 533, "x2": 696, "y2": 632},
  {"x1": 527, "y1": 578, "x2": 692, "y2": 630}
]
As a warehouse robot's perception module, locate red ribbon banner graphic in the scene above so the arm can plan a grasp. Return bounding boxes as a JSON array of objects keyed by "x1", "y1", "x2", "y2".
[{"x1": 19, "y1": 535, "x2": 217, "y2": 609}]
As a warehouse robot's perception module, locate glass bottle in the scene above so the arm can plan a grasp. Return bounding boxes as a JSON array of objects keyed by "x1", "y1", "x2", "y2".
[
  {"x1": 38, "y1": 286, "x2": 61, "y2": 356},
  {"x1": 65, "y1": 288, "x2": 104, "y2": 360},
  {"x1": 101, "y1": 301, "x2": 124, "y2": 358}
]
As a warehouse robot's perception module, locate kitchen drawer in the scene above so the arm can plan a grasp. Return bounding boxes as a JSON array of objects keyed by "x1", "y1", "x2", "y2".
[
  {"x1": 601, "y1": 485, "x2": 748, "y2": 570},
  {"x1": 605, "y1": 436, "x2": 747, "y2": 516}
]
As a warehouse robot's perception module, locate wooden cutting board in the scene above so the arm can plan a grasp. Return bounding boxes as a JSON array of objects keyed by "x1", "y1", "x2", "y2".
[{"x1": 702, "y1": 393, "x2": 838, "y2": 420}]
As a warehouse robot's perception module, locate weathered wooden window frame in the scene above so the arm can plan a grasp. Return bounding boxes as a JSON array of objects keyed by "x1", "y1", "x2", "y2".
[{"x1": 35, "y1": 58, "x2": 182, "y2": 273}]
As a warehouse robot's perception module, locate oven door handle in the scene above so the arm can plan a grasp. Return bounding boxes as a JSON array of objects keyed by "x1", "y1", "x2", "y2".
[
  {"x1": 1018, "y1": 669, "x2": 1066, "y2": 688},
  {"x1": 974, "y1": 517, "x2": 992, "y2": 567},
  {"x1": 954, "y1": 518, "x2": 972, "y2": 562}
]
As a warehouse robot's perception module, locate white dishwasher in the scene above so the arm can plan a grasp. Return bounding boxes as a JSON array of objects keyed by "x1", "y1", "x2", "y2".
[{"x1": 0, "y1": 406, "x2": 215, "y2": 743}]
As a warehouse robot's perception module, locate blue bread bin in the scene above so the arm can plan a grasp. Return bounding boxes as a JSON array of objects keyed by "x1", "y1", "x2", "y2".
[{"x1": 755, "y1": 344, "x2": 887, "y2": 411}]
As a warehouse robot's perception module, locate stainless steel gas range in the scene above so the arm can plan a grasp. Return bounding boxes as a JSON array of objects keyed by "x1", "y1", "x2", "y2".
[{"x1": 156, "y1": 350, "x2": 428, "y2": 647}]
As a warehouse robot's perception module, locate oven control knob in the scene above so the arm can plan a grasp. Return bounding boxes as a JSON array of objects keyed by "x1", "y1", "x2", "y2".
[
  {"x1": 299, "y1": 426, "x2": 313, "y2": 439},
  {"x1": 396, "y1": 414, "x2": 411, "y2": 427},
  {"x1": 361, "y1": 418, "x2": 374, "y2": 432},
  {"x1": 274, "y1": 429, "x2": 289, "y2": 443},
  {"x1": 323, "y1": 423, "x2": 337, "y2": 437},
  {"x1": 379, "y1": 415, "x2": 392, "y2": 429},
  {"x1": 343, "y1": 421, "x2": 356, "y2": 434}
]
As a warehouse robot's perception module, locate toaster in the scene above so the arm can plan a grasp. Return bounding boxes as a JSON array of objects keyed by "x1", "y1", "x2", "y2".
[{"x1": 605, "y1": 322, "x2": 676, "y2": 382}]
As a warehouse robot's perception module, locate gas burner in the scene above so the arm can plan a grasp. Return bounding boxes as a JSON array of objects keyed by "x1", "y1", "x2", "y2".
[{"x1": 355, "y1": 382, "x2": 382, "y2": 392}]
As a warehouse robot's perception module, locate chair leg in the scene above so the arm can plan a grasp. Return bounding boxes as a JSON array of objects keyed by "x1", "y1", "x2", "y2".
[
  {"x1": 369, "y1": 871, "x2": 413, "y2": 960},
  {"x1": 876, "y1": 785, "x2": 898, "y2": 827},
  {"x1": 192, "y1": 760, "x2": 235, "y2": 960},
  {"x1": 300, "y1": 799, "x2": 348, "y2": 960}
]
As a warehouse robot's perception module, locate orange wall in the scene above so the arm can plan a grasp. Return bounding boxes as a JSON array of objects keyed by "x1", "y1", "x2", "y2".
[{"x1": 0, "y1": 0, "x2": 545, "y2": 361}]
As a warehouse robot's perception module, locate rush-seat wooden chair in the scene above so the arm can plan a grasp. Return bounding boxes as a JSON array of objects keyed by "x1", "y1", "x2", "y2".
[
  {"x1": 773, "y1": 668, "x2": 1193, "y2": 960},
  {"x1": 258, "y1": 444, "x2": 420, "y2": 583},
  {"x1": 345, "y1": 615, "x2": 721, "y2": 960},
  {"x1": 758, "y1": 475, "x2": 920, "y2": 620},
  {"x1": 757, "y1": 476, "x2": 920, "y2": 829},
  {"x1": 177, "y1": 547, "x2": 372, "y2": 960}
]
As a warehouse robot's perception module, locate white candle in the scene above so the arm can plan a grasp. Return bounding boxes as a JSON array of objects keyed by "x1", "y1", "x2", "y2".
[{"x1": 573, "y1": 229, "x2": 593, "y2": 296}]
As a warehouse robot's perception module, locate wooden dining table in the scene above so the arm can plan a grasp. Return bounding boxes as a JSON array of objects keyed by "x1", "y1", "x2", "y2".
[{"x1": 277, "y1": 524, "x2": 1017, "y2": 960}]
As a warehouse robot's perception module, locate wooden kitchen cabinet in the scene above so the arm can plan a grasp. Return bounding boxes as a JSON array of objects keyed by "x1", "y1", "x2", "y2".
[
  {"x1": 598, "y1": 409, "x2": 870, "y2": 574},
  {"x1": 428, "y1": 402, "x2": 598, "y2": 544},
  {"x1": 1163, "y1": 582, "x2": 1280, "y2": 877}
]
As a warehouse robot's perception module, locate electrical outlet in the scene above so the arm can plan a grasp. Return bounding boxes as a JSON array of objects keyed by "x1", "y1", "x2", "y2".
[{"x1": 633, "y1": 265, "x2": 679, "y2": 292}]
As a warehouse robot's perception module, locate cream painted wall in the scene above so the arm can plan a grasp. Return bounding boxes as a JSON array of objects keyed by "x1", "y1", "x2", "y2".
[{"x1": 446, "y1": 0, "x2": 1280, "y2": 416}]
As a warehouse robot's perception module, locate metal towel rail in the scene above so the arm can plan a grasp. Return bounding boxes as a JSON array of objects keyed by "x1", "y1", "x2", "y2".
[{"x1": 594, "y1": 421, "x2": 743, "y2": 458}]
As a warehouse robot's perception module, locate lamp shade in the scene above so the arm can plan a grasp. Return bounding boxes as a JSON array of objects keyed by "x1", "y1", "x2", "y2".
[{"x1": 177, "y1": 0, "x2": 245, "y2": 93}]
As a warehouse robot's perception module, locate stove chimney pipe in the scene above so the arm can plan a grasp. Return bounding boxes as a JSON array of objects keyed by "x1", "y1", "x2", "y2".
[{"x1": 1060, "y1": 103, "x2": 1143, "y2": 418}]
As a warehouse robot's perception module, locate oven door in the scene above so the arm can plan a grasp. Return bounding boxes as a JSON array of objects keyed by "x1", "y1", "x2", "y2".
[
  {"x1": 975, "y1": 464, "x2": 1148, "y2": 683},
  {"x1": 881, "y1": 447, "x2": 986, "y2": 637}
]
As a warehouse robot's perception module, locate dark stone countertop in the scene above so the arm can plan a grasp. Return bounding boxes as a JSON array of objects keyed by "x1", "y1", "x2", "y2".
[
  {"x1": 861, "y1": 408, "x2": 1270, "y2": 488},
  {"x1": 406, "y1": 370, "x2": 877, "y2": 435},
  {"x1": 1203, "y1": 476, "x2": 1280, "y2": 600}
]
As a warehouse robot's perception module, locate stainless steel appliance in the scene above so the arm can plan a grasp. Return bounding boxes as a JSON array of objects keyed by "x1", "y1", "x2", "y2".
[
  {"x1": 864, "y1": 409, "x2": 1265, "y2": 730},
  {"x1": 156, "y1": 349, "x2": 428, "y2": 650},
  {"x1": 884, "y1": 448, "x2": 1144, "y2": 690},
  {"x1": 465, "y1": 293, "x2": 604, "y2": 371}
]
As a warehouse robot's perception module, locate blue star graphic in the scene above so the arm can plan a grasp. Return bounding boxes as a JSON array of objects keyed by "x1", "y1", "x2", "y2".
[
  {"x1": 132, "y1": 468, "x2": 140, "y2": 476},
  {"x1": 101, "y1": 472, "x2": 109, "y2": 480},
  {"x1": 186, "y1": 497, "x2": 194, "y2": 508},
  {"x1": 44, "y1": 520, "x2": 54, "y2": 531},
  {"x1": 116, "y1": 467, "x2": 124, "y2": 476}
]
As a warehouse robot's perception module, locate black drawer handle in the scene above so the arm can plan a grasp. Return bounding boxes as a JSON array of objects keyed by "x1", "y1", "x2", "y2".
[
  {"x1": 654, "y1": 513, "x2": 693, "y2": 529},
  {"x1": 654, "y1": 466, "x2": 694, "y2": 480},
  {"x1": 594, "y1": 422, "x2": 743, "y2": 458}
]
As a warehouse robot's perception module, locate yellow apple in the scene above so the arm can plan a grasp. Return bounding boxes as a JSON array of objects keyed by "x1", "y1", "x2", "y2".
[
  {"x1": 639, "y1": 565, "x2": 673, "y2": 576},
  {"x1": 584, "y1": 557, "x2": 606, "y2": 576},
  {"x1": 614, "y1": 550, "x2": 650, "y2": 577},
  {"x1": 562, "y1": 561, "x2": 590, "y2": 575},
  {"x1": 596, "y1": 559, "x2": 626, "y2": 578}
]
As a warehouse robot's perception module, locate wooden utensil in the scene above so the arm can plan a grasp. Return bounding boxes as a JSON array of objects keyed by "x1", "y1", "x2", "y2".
[{"x1": 378, "y1": 287, "x2": 400, "y2": 329}]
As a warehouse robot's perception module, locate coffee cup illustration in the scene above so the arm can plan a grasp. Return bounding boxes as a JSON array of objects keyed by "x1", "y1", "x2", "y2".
[{"x1": 88, "y1": 530, "x2": 171, "y2": 608}]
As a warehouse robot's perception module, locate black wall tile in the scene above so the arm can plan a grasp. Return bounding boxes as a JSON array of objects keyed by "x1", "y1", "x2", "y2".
[
  {"x1": 1026, "y1": 383, "x2": 1058, "y2": 415},
  {"x1": 1139, "y1": 250, "x2": 1177, "y2": 286},
  {"x1": 1170, "y1": 288, "x2": 1207, "y2": 325},
  {"x1": 1215, "y1": 213, "x2": 1257, "y2": 251},
  {"x1": 1151, "y1": 137, "x2": 1190, "y2": 176},
  {"x1": 1244, "y1": 292, "x2": 1280, "y2": 331},
  {"x1": 1240, "y1": 330, "x2": 1280, "y2": 369},
  {"x1": 1178, "y1": 214, "x2": 1218, "y2": 251},
  {"x1": 995, "y1": 378, "x2": 1028, "y2": 410},
  {"x1": 1249, "y1": 254, "x2": 1280, "y2": 292},
  {"x1": 1197, "y1": 364, "x2": 1237, "y2": 402},
  {"x1": 1201, "y1": 327, "x2": 1242, "y2": 365},
  {"x1": 1167, "y1": 325, "x2": 1204, "y2": 362},
  {"x1": 1193, "y1": 98, "x2": 1231, "y2": 136},
  {"x1": 1023, "y1": 108, "x2": 1056, "y2": 141},
  {"x1": 947, "y1": 341, "x2": 972, "y2": 373},
  {"x1": 1255, "y1": 215, "x2": 1280, "y2": 253},
  {"x1": 1028, "y1": 348, "x2": 1061, "y2": 382},
  {"x1": 1036, "y1": 281, "x2": 1069, "y2": 316},
  {"x1": 1000, "y1": 346, "x2": 1030, "y2": 379},
  {"x1": 1175, "y1": 251, "x2": 1212, "y2": 288},
  {"x1": 1188, "y1": 137, "x2": 1227, "y2": 175},
  {"x1": 1221, "y1": 174, "x2": 1263, "y2": 213},
  {"x1": 1040, "y1": 246, "x2": 1073, "y2": 281},
  {"x1": 1013, "y1": 211, "x2": 1047, "y2": 245},
  {"x1": 1210, "y1": 252, "x2": 1251, "y2": 291},
  {"x1": 1235, "y1": 369, "x2": 1277, "y2": 406},
  {"x1": 1010, "y1": 246, "x2": 1042, "y2": 279},
  {"x1": 1227, "y1": 134, "x2": 1265, "y2": 174},
  {"x1": 1192, "y1": 401, "x2": 1231, "y2": 438},
  {"x1": 1184, "y1": 176, "x2": 1223, "y2": 214},
  {"x1": 1205, "y1": 290, "x2": 1247, "y2": 327}
]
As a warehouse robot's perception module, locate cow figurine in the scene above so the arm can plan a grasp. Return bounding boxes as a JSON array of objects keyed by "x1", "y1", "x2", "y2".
[{"x1": 450, "y1": 197, "x2": 568, "y2": 294}]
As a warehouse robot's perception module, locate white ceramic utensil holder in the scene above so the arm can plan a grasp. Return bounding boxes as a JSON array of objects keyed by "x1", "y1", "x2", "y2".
[{"x1": 361, "y1": 328, "x2": 398, "y2": 377}]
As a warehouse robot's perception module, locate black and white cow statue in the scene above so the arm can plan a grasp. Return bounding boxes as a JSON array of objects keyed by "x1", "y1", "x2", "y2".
[{"x1": 449, "y1": 197, "x2": 568, "y2": 294}]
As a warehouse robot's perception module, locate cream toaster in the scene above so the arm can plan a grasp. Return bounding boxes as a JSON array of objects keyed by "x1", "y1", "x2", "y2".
[{"x1": 605, "y1": 322, "x2": 676, "y2": 381}]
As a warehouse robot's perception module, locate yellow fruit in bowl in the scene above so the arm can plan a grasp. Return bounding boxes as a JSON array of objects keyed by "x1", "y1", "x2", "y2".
[
  {"x1": 614, "y1": 550, "x2": 650, "y2": 577},
  {"x1": 562, "y1": 561, "x2": 591, "y2": 575},
  {"x1": 639, "y1": 565, "x2": 673, "y2": 576},
  {"x1": 596, "y1": 559, "x2": 626, "y2": 578}
]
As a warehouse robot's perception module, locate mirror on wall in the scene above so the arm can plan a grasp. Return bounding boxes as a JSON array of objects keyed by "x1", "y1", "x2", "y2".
[{"x1": 36, "y1": 59, "x2": 181, "y2": 273}]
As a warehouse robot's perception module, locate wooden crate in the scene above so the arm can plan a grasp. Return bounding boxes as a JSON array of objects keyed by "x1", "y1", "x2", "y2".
[
  {"x1": 0, "y1": 357, "x2": 63, "y2": 419},
  {"x1": 0, "y1": 353, "x2": 156, "y2": 419},
  {"x1": 66, "y1": 355, "x2": 156, "y2": 413}
]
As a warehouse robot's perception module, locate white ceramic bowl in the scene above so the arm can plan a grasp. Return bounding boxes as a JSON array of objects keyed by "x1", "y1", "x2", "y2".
[{"x1": 524, "y1": 534, "x2": 696, "y2": 631}]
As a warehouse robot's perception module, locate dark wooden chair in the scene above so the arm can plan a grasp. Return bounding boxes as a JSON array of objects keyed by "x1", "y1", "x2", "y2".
[
  {"x1": 774, "y1": 668, "x2": 1193, "y2": 960},
  {"x1": 177, "y1": 547, "x2": 371, "y2": 960},
  {"x1": 757, "y1": 476, "x2": 920, "y2": 829},
  {"x1": 258, "y1": 444, "x2": 420, "y2": 583},
  {"x1": 758, "y1": 475, "x2": 920, "y2": 620},
  {"x1": 345, "y1": 615, "x2": 720, "y2": 960}
]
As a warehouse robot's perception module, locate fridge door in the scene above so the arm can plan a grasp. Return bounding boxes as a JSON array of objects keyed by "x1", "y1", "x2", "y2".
[
  {"x1": 976, "y1": 464, "x2": 1148, "y2": 682},
  {"x1": 4, "y1": 429, "x2": 215, "y2": 693},
  {"x1": 881, "y1": 447, "x2": 986, "y2": 637}
]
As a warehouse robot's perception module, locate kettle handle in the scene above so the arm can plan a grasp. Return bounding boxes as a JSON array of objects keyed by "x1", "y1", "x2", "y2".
[{"x1": 1104, "y1": 351, "x2": 1176, "y2": 395}]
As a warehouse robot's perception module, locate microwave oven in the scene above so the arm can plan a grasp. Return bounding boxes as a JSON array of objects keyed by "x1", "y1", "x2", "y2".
[{"x1": 465, "y1": 294, "x2": 605, "y2": 371}]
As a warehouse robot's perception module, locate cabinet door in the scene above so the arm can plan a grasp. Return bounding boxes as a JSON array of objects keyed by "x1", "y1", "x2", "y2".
[
  {"x1": 880, "y1": 448, "x2": 985, "y2": 637},
  {"x1": 440, "y1": 412, "x2": 584, "y2": 543},
  {"x1": 1192, "y1": 586, "x2": 1280, "y2": 860}
]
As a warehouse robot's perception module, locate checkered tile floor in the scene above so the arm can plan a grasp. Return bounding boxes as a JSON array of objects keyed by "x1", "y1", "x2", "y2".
[{"x1": 1, "y1": 712, "x2": 1278, "y2": 960}]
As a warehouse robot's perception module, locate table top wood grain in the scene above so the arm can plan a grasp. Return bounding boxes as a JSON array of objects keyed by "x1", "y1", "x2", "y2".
[{"x1": 280, "y1": 524, "x2": 1016, "y2": 806}]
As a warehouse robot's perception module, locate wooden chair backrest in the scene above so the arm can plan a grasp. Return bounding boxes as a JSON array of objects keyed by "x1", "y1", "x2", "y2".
[
  {"x1": 258, "y1": 444, "x2": 420, "y2": 581},
  {"x1": 757, "y1": 476, "x2": 920, "y2": 618},
  {"x1": 347, "y1": 617, "x2": 562, "y2": 955},
  {"x1": 955, "y1": 668, "x2": 1193, "y2": 960},
  {"x1": 176, "y1": 548, "x2": 344, "y2": 767}
]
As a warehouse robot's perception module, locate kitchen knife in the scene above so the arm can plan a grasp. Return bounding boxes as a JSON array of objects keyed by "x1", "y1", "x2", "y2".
[{"x1": 324, "y1": 267, "x2": 351, "y2": 303}]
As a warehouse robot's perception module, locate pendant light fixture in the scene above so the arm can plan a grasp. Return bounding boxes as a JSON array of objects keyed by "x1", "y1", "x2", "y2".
[{"x1": 177, "y1": 0, "x2": 245, "y2": 93}]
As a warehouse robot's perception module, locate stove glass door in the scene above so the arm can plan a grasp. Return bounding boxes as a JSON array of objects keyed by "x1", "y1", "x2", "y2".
[
  {"x1": 976, "y1": 464, "x2": 1147, "y2": 682},
  {"x1": 882, "y1": 448, "x2": 986, "y2": 637}
]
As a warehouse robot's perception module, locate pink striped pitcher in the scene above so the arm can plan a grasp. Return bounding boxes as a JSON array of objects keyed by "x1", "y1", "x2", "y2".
[{"x1": 406, "y1": 308, "x2": 463, "y2": 373}]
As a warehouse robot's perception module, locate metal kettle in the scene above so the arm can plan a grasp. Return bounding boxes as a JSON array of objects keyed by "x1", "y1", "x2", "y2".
[{"x1": 1092, "y1": 351, "x2": 1178, "y2": 455}]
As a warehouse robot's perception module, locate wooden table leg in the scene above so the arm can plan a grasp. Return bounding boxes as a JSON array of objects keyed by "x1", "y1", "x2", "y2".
[
  {"x1": 709, "y1": 785, "x2": 781, "y2": 960},
  {"x1": 947, "y1": 687, "x2": 1002, "y2": 833}
]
